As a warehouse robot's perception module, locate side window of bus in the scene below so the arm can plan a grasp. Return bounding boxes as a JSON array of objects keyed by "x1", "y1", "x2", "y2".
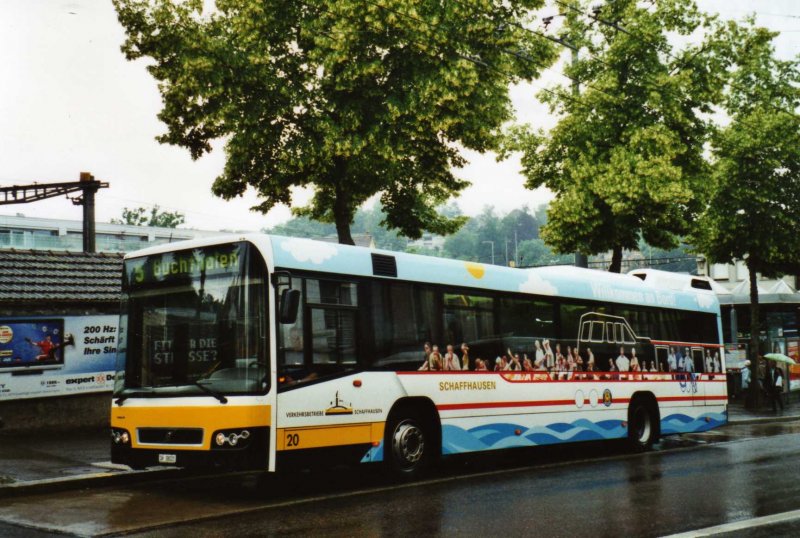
[
  {"x1": 499, "y1": 298, "x2": 556, "y2": 339},
  {"x1": 443, "y1": 293, "x2": 494, "y2": 346},
  {"x1": 606, "y1": 322, "x2": 614, "y2": 343},
  {"x1": 277, "y1": 277, "x2": 304, "y2": 368},
  {"x1": 559, "y1": 303, "x2": 591, "y2": 341},
  {"x1": 307, "y1": 280, "x2": 358, "y2": 369},
  {"x1": 370, "y1": 282, "x2": 440, "y2": 370}
]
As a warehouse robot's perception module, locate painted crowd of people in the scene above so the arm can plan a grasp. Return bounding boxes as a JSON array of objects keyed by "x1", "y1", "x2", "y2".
[{"x1": 417, "y1": 340, "x2": 724, "y2": 378}]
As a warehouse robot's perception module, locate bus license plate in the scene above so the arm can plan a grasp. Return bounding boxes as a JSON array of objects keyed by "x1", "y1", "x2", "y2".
[{"x1": 158, "y1": 453, "x2": 177, "y2": 464}]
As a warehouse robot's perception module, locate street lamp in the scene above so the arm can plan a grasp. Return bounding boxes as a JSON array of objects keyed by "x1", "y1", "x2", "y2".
[{"x1": 482, "y1": 240, "x2": 495, "y2": 265}]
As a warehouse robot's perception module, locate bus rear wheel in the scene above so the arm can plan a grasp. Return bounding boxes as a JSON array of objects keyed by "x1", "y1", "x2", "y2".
[
  {"x1": 628, "y1": 401, "x2": 657, "y2": 451},
  {"x1": 385, "y1": 413, "x2": 432, "y2": 478}
]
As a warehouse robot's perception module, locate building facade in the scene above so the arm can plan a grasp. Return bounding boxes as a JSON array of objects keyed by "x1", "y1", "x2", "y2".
[{"x1": 0, "y1": 214, "x2": 223, "y2": 254}]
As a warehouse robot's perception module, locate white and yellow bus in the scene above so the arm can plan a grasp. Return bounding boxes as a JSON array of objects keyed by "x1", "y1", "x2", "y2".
[{"x1": 111, "y1": 235, "x2": 727, "y2": 476}]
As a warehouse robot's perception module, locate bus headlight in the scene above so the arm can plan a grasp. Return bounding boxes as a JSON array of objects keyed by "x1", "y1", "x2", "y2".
[
  {"x1": 111, "y1": 428, "x2": 131, "y2": 445},
  {"x1": 212, "y1": 429, "x2": 251, "y2": 449}
]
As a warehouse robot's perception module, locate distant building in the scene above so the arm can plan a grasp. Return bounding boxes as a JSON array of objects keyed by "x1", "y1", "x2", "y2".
[
  {"x1": 696, "y1": 257, "x2": 800, "y2": 370},
  {"x1": 406, "y1": 233, "x2": 445, "y2": 252},
  {"x1": 0, "y1": 214, "x2": 225, "y2": 254}
]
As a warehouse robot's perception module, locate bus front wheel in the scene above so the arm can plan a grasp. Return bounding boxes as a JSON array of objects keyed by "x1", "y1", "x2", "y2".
[
  {"x1": 628, "y1": 400, "x2": 657, "y2": 451},
  {"x1": 385, "y1": 413, "x2": 432, "y2": 478}
]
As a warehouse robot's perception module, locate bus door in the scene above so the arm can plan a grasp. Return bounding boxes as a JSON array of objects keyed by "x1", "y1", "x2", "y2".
[
  {"x1": 271, "y1": 272, "x2": 301, "y2": 471},
  {"x1": 691, "y1": 347, "x2": 706, "y2": 406},
  {"x1": 655, "y1": 345, "x2": 669, "y2": 375}
]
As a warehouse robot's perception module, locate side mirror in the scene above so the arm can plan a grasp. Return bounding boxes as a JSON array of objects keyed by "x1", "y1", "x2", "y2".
[{"x1": 279, "y1": 288, "x2": 300, "y2": 324}]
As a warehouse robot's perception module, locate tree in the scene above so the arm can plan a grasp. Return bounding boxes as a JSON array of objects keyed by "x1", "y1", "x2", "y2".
[
  {"x1": 268, "y1": 202, "x2": 408, "y2": 250},
  {"x1": 690, "y1": 21, "x2": 800, "y2": 407},
  {"x1": 517, "y1": 238, "x2": 572, "y2": 267},
  {"x1": 505, "y1": 0, "x2": 727, "y2": 271},
  {"x1": 111, "y1": 206, "x2": 185, "y2": 228},
  {"x1": 114, "y1": 0, "x2": 556, "y2": 244}
]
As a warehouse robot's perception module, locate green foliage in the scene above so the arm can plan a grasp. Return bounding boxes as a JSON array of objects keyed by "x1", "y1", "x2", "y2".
[
  {"x1": 268, "y1": 202, "x2": 408, "y2": 250},
  {"x1": 442, "y1": 205, "x2": 540, "y2": 265},
  {"x1": 113, "y1": 0, "x2": 557, "y2": 244},
  {"x1": 691, "y1": 21, "x2": 800, "y2": 278},
  {"x1": 110, "y1": 206, "x2": 185, "y2": 228},
  {"x1": 517, "y1": 238, "x2": 572, "y2": 267},
  {"x1": 506, "y1": 0, "x2": 727, "y2": 271}
]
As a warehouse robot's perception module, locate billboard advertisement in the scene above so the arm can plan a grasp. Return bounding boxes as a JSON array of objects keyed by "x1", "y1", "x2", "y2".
[
  {"x1": 0, "y1": 319, "x2": 67, "y2": 372},
  {"x1": 788, "y1": 340, "x2": 800, "y2": 392},
  {"x1": 0, "y1": 315, "x2": 118, "y2": 401}
]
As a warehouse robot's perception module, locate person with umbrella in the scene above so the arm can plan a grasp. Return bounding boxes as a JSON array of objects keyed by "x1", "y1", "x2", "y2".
[
  {"x1": 762, "y1": 355, "x2": 785, "y2": 413},
  {"x1": 765, "y1": 353, "x2": 794, "y2": 411}
]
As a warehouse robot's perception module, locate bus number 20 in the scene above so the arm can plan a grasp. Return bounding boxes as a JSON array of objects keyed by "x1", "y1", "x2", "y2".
[{"x1": 286, "y1": 433, "x2": 300, "y2": 447}]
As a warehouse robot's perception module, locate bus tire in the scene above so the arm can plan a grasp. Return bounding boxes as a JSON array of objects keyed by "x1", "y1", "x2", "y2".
[
  {"x1": 628, "y1": 398, "x2": 658, "y2": 452},
  {"x1": 385, "y1": 410, "x2": 434, "y2": 479}
]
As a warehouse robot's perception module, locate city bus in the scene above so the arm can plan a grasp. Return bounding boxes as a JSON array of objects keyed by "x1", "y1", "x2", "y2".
[{"x1": 110, "y1": 235, "x2": 727, "y2": 476}]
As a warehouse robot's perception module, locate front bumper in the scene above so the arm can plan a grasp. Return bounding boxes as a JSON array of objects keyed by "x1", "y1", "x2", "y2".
[{"x1": 111, "y1": 427, "x2": 270, "y2": 471}]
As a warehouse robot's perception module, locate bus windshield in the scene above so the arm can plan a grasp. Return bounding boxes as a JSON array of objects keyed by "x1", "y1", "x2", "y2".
[{"x1": 116, "y1": 242, "x2": 269, "y2": 397}]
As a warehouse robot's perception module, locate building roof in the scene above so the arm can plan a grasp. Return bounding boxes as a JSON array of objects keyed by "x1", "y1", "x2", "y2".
[{"x1": 0, "y1": 249, "x2": 123, "y2": 303}]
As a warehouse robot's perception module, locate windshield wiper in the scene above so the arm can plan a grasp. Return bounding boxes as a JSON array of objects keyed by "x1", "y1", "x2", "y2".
[
  {"x1": 193, "y1": 380, "x2": 228, "y2": 404},
  {"x1": 114, "y1": 393, "x2": 129, "y2": 406}
]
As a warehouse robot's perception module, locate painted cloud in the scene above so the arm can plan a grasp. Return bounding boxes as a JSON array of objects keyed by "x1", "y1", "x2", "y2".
[
  {"x1": 695, "y1": 293, "x2": 716, "y2": 310},
  {"x1": 519, "y1": 271, "x2": 558, "y2": 296},
  {"x1": 280, "y1": 238, "x2": 339, "y2": 264}
]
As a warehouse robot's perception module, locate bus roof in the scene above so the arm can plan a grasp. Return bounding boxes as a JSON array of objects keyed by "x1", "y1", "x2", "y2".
[
  {"x1": 268, "y1": 235, "x2": 718, "y2": 314},
  {"x1": 124, "y1": 233, "x2": 719, "y2": 314}
]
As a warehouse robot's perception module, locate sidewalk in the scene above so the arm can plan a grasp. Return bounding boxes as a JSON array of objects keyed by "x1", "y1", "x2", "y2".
[
  {"x1": 1, "y1": 403, "x2": 799, "y2": 497},
  {"x1": 0, "y1": 428, "x2": 171, "y2": 497},
  {"x1": 726, "y1": 398, "x2": 800, "y2": 424}
]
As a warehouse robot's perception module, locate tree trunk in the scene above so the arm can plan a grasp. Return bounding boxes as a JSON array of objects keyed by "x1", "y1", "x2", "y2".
[
  {"x1": 748, "y1": 263, "x2": 762, "y2": 410},
  {"x1": 608, "y1": 245, "x2": 623, "y2": 273},
  {"x1": 333, "y1": 183, "x2": 355, "y2": 246}
]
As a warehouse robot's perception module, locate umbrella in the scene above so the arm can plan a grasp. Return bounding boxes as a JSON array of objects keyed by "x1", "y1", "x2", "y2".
[{"x1": 763, "y1": 353, "x2": 796, "y2": 365}]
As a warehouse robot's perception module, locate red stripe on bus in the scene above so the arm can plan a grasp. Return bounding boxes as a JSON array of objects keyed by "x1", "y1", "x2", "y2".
[
  {"x1": 649, "y1": 340, "x2": 724, "y2": 348},
  {"x1": 436, "y1": 395, "x2": 727, "y2": 411},
  {"x1": 436, "y1": 399, "x2": 599, "y2": 411}
]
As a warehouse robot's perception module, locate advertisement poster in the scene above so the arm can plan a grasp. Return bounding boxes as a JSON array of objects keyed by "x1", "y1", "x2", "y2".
[
  {"x1": 0, "y1": 315, "x2": 117, "y2": 401},
  {"x1": 724, "y1": 343, "x2": 747, "y2": 370},
  {"x1": 788, "y1": 340, "x2": 800, "y2": 392}
]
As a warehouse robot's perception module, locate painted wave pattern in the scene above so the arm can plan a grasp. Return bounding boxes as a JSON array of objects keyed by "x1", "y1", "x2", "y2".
[
  {"x1": 660, "y1": 412, "x2": 727, "y2": 435},
  {"x1": 441, "y1": 419, "x2": 627, "y2": 454},
  {"x1": 362, "y1": 412, "x2": 728, "y2": 460}
]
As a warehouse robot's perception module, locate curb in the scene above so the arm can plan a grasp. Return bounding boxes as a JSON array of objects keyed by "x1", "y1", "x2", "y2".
[
  {"x1": 0, "y1": 467, "x2": 182, "y2": 499},
  {"x1": 727, "y1": 413, "x2": 800, "y2": 426}
]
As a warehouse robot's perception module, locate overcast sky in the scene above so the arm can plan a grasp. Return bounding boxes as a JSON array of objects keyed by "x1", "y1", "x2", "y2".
[{"x1": 0, "y1": 1, "x2": 797, "y2": 232}]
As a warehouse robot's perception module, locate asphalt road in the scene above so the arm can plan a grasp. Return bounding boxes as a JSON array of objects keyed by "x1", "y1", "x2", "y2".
[{"x1": 2, "y1": 421, "x2": 800, "y2": 537}]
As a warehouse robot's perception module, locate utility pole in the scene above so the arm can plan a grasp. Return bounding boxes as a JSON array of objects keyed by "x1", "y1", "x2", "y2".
[
  {"x1": 514, "y1": 229, "x2": 519, "y2": 267},
  {"x1": 482, "y1": 240, "x2": 495, "y2": 265},
  {"x1": 0, "y1": 172, "x2": 109, "y2": 253}
]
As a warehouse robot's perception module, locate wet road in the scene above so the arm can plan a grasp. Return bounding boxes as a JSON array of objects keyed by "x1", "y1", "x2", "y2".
[{"x1": 2, "y1": 421, "x2": 800, "y2": 537}]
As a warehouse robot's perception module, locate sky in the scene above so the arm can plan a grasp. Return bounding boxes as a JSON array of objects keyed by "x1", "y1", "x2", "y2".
[{"x1": 0, "y1": 1, "x2": 798, "y2": 233}]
